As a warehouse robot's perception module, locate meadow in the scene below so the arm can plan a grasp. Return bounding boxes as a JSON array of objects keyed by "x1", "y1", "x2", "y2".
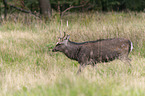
[{"x1": 0, "y1": 12, "x2": 145, "y2": 96}]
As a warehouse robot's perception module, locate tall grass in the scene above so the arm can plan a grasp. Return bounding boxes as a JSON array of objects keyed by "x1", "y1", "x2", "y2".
[{"x1": 0, "y1": 12, "x2": 145, "y2": 96}]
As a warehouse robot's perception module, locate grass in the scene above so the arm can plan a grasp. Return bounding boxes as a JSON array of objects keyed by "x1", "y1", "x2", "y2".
[{"x1": 0, "y1": 12, "x2": 145, "y2": 96}]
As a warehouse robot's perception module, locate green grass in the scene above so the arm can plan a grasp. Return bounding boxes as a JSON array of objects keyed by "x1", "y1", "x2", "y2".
[{"x1": 0, "y1": 12, "x2": 145, "y2": 96}]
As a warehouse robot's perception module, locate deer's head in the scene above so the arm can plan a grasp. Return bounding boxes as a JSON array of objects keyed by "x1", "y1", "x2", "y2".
[{"x1": 52, "y1": 32, "x2": 70, "y2": 52}]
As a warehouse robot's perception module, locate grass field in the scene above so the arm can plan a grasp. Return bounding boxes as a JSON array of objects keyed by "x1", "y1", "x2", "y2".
[{"x1": 0, "y1": 12, "x2": 145, "y2": 96}]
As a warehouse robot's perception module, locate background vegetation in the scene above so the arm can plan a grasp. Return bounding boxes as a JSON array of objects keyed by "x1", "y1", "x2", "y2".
[
  {"x1": 0, "y1": 0, "x2": 145, "y2": 96},
  {"x1": 0, "y1": 11, "x2": 145, "y2": 96},
  {"x1": 0, "y1": 0, "x2": 145, "y2": 20}
]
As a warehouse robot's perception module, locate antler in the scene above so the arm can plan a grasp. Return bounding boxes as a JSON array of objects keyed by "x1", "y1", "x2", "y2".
[
  {"x1": 63, "y1": 32, "x2": 70, "y2": 40},
  {"x1": 58, "y1": 32, "x2": 66, "y2": 41},
  {"x1": 59, "y1": 30, "x2": 62, "y2": 37},
  {"x1": 62, "y1": 32, "x2": 66, "y2": 39}
]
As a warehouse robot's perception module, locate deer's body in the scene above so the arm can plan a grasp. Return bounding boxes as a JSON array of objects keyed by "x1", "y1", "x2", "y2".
[{"x1": 52, "y1": 33, "x2": 133, "y2": 74}]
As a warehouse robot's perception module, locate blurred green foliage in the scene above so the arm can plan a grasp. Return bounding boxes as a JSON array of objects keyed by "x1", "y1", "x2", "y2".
[{"x1": 0, "y1": 0, "x2": 144, "y2": 15}]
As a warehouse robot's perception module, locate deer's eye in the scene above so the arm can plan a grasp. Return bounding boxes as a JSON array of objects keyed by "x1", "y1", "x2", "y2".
[{"x1": 56, "y1": 43, "x2": 61, "y2": 46}]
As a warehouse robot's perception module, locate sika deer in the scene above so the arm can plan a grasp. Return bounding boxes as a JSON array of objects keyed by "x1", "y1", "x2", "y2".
[{"x1": 52, "y1": 32, "x2": 133, "y2": 74}]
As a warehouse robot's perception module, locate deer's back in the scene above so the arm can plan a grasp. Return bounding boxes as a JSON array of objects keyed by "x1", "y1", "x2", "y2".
[{"x1": 77, "y1": 38, "x2": 130, "y2": 63}]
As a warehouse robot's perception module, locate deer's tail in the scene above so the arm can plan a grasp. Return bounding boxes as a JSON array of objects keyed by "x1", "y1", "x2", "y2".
[{"x1": 128, "y1": 40, "x2": 133, "y2": 53}]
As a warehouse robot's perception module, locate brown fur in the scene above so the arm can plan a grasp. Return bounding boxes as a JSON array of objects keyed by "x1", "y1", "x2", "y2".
[{"x1": 52, "y1": 34, "x2": 132, "y2": 74}]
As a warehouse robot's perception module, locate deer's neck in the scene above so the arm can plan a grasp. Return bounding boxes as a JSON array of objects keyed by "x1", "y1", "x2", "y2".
[{"x1": 63, "y1": 41, "x2": 81, "y2": 61}]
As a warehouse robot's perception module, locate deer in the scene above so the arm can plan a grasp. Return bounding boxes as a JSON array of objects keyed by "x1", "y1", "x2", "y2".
[{"x1": 52, "y1": 32, "x2": 133, "y2": 74}]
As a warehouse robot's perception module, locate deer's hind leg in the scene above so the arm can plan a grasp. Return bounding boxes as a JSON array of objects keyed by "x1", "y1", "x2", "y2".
[{"x1": 119, "y1": 54, "x2": 132, "y2": 67}]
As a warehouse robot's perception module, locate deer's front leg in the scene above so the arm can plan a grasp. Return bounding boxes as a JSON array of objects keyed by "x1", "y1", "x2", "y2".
[{"x1": 76, "y1": 64, "x2": 86, "y2": 74}]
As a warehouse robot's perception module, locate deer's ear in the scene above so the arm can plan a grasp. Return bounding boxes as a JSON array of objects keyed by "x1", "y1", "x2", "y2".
[
  {"x1": 63, "y1": 35, "x2": 70, "y2": 45},
  {"x1": 66, "y1": 35, "x2": 70, "y2": 40}
]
